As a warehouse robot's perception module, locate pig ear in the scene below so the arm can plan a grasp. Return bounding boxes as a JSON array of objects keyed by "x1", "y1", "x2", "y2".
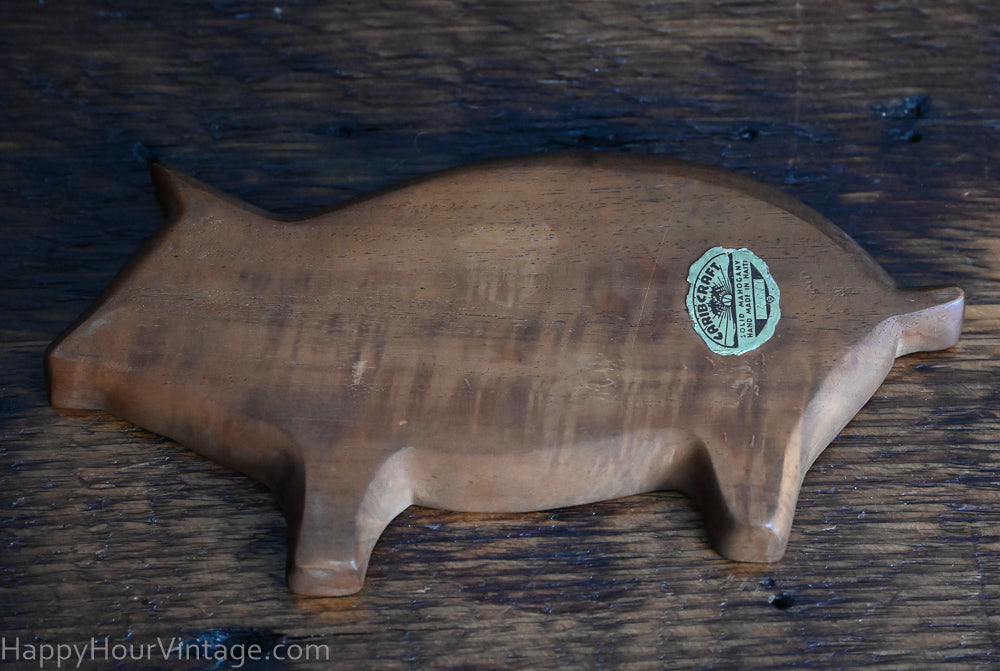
[{"x1": 148, "y1": 163, "x2": 273, "y2": 222}]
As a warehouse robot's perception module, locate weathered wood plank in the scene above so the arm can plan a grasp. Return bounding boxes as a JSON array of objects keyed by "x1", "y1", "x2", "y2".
[{"x1": 2, "y1": 0, "x2": 999, "y2": 668}]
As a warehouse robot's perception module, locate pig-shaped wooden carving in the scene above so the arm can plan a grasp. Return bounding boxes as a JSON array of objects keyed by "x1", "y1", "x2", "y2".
[{"x1": 47, "y1": 153, "x2": 963, "y2": 595}]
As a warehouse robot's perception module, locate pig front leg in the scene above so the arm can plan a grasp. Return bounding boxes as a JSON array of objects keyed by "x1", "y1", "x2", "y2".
[{"x1": 280, "y1": 447, "x2": 415, "y2": 596}]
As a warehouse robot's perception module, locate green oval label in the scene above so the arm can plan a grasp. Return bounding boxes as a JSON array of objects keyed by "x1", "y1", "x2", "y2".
[{"x1": 685, "y1": 247, "x2": 780, "y2": 355}]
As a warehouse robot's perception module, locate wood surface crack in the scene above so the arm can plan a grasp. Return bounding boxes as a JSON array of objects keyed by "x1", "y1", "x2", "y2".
[{"x1": 631, "y1": 225, "x2": 669, "y2": 348}]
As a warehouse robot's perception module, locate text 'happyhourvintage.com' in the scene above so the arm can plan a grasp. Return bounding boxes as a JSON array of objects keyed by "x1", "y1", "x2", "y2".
[{"x1": 2, "y1": 635, "x2": 331, "y2": 668}]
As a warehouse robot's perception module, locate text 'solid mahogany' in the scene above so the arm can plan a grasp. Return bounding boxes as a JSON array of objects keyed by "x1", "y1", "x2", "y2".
[{"x1": 47, "y1": 154, "x2": 964, "y2": 596}]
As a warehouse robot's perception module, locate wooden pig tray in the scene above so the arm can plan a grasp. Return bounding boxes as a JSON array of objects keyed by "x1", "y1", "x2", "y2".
[{"x1": 46, "y1": 153, "x2": 964, "y2": 596}]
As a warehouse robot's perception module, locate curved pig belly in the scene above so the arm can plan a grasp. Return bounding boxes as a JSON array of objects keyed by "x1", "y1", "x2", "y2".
[{"x1": 405, "y1": 428, "x2": 700, "y2": 513}]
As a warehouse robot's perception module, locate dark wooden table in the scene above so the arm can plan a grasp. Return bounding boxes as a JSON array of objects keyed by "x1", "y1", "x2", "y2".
[{"x1": 2, "y1": 1, "x2": 998, "y2": 668}]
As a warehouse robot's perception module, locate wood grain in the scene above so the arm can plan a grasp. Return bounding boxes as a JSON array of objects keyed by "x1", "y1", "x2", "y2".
[
  {"x1": 45, "y1": 154, "x2": 963, "y2": 596},
  {"x1": 2, "y1": 0, "x2": 999, "y2": 667}
]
